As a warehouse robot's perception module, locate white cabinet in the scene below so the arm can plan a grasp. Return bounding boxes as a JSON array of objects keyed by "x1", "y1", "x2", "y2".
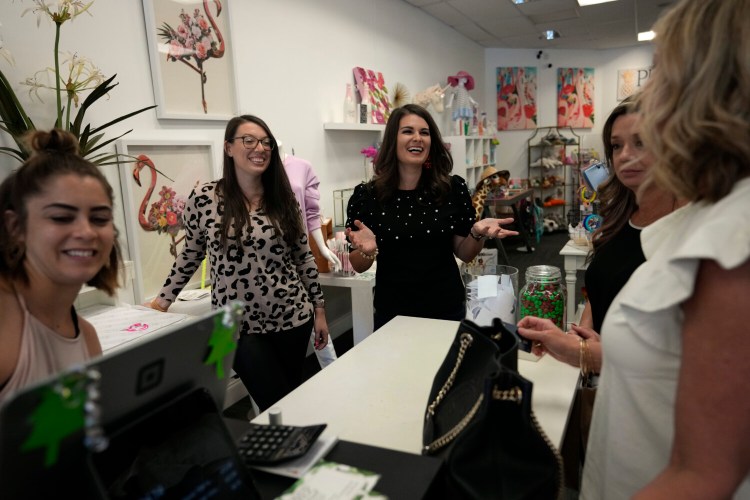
[{"x1": 443, "y1": 135, "x2": 496, "y2": 189}]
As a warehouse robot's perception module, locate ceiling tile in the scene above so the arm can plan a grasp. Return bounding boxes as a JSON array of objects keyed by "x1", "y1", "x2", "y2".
[
  {"x1": 422, "y1": 2, "x2": 472, "y2": 27},
  {"x1": 402, "y1": 0, "x2": 672, "y2": 50}
]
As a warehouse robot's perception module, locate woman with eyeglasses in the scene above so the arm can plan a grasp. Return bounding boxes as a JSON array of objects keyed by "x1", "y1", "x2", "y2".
[{"x1": 150, "y1": 115, "x2": 328, "y2": 412}]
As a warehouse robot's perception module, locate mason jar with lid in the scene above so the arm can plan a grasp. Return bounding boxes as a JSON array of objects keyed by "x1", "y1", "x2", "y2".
[{"x1": 519, "y1": 265, "x2": 566, "y2": 329}]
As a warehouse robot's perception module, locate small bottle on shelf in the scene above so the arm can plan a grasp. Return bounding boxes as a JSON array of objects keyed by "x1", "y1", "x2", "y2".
[{"x1": 344, "y1": 83, "x2": 356, "y2": 124}]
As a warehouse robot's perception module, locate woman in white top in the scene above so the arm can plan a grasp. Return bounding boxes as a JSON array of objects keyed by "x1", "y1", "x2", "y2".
[
  {"x1": 0, "y1": 129, "x2": 121, "y2": 404},
  {"x1": 581, "y1": 0, "x2": 750, "y2": 497}
]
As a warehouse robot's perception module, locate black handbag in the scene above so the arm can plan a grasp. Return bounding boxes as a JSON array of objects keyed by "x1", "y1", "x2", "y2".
[
  {"x1": 560, "y1": 374, "x2": 597, "y2": 491},
  {"x1": 422, "y1": 318, "x2": 563, "y2": 499}
]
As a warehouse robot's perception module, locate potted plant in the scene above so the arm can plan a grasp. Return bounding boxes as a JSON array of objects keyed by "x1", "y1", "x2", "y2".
[{"x1": 0, "y1": 0, "x2": 156, "y2": 166}]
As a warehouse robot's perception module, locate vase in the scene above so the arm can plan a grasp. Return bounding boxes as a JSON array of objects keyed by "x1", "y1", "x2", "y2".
[{"x1": 344, "y1": 83, "x2": 356, "y2": 124}]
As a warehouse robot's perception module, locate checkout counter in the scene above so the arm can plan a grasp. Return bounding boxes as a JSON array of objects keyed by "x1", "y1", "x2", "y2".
[
  {"x1": 244, "y1": 315, "x2": 578, "y2": 497},
  {"x1": 75, "y1": 263, "x2": 578, "y2": 497},
  {"x1": 253, "y1": 315, "x2": 579, "y2": 452}
]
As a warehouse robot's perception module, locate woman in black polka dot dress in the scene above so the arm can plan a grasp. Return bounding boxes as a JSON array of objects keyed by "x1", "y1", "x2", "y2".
[{"x1": 345, "y1": 104, "x2": 518, "y2": 330}]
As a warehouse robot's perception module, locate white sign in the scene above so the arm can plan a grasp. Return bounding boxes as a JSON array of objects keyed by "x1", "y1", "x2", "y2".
[{"x1": 617, "y1": 68, "x2": 652, "y2": 100}]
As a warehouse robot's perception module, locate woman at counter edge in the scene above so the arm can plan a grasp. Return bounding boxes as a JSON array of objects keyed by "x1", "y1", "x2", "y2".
[{"x1": 345, "y1": 103, "x2": 518, "y2": 330}]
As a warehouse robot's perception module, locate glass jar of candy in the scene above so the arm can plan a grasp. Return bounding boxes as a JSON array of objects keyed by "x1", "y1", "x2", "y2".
[{"x1": 519, "y1": 265, "x2": 566, "y2": 329}]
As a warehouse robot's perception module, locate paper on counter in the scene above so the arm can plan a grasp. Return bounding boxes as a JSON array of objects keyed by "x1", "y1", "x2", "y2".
[
  {"x1": 279, "y1": 460, "x2": 380, "y2": 500},
  {"x1": 80, "y1": 305, "x2": 188, "y2": 352},
  {"x1": 249, "y1": 434, "x2": 338, "y2": 479},
  {"x1": 176, "y1": 288, "x2": 211, "y2": 301}
]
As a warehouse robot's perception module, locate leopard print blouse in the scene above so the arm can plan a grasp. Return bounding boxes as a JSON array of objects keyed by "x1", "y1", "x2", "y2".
[{"x1": 156, "y1": 182, "x2": 324, "y2": 335}]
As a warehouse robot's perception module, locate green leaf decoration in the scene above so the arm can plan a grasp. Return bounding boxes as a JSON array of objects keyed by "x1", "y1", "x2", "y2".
[
  {"x1": 203, "y1": 308, "x2": 239, "y2": 379},
  {"x1": 21, "y1": 383, "x2": 85, "y2": 468}
]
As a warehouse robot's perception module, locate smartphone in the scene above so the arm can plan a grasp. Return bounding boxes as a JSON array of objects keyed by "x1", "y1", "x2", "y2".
[{"x1": 582, "y1": 161, "x2": 610, "y2": 192}]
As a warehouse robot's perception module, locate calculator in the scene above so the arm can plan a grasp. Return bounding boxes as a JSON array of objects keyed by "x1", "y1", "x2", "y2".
[{"x1": 236, "y1": 423, "x2": 327, "y2": 465}]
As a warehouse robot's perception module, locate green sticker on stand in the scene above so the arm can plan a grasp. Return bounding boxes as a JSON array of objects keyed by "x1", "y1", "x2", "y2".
[
  {"x1": 203, "y1": 305, "x2": 240, "y2": 379},
  {"x1": 21, "y1": 382, "x2": 85, "y2": 467}
]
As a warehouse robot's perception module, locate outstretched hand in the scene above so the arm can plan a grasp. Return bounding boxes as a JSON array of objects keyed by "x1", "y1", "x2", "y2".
[
  {"x1": 345, "y1": 220, "x2": 377, "y2": 254},
  {"x1": 473, "y1": 217, "x2": 519, "y2": 239}
]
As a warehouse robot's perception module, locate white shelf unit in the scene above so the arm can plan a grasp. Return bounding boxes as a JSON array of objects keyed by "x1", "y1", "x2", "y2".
[
  {"x1": 323, "y1": 122, "x2": 385, "y2": 132},
  {"x1": 443, "y1": 135, "x2": 496, "y2": 189}
]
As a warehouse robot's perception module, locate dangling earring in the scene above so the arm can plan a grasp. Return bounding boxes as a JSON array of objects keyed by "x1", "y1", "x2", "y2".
[{"x1": 423, "y1": 156, "x2": 432, "y2": 169}]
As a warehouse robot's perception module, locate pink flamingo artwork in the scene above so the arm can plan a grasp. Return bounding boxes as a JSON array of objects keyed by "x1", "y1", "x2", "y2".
[
  {"x1": 557, "y1": 67, "x2": 594, "y2": 128},
  {"x1": 133, "y1": 155, "x2": 190, "y2": 258},
  {"x1": 158, "y1": 0, "x2": 225, "y2": 114}
]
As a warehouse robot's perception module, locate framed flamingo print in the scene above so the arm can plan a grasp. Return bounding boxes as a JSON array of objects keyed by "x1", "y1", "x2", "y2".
[
  {"x1": 117, "y1": 139, "x2": 218, "y2": 303},
  {"x1": 142, "y1": 0, "x2": 238, "y2": 120}
]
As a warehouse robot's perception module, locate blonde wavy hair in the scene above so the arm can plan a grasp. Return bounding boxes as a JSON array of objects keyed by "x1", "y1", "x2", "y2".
[{"x1": 638, "y1": 0, "x2": 750, "y2": 203}]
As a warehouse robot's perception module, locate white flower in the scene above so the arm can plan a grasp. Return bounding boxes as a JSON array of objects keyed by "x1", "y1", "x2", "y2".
[
  {"x1": 0, "y1": 23, "x2": 15, "y2": 65},
  {"x1": 20, "y1": 0, "x2": 95, "y2": 26}
]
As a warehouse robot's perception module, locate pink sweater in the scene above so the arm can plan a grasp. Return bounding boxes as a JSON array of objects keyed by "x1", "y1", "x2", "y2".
[{"x1": 284, "y1": 155, "x2": 322, "y2": 233}]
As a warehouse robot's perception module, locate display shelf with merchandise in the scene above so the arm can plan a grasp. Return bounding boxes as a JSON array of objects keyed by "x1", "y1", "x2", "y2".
[
  {"x1": 443, "y1": 135, "x2": 496, "y2": 189},
  {"x1": 526, "y1": 126, "x2": 581, "y2": 228},
  {"x1": 323, "y1": 123, "x2": 385, "y2": 132}
]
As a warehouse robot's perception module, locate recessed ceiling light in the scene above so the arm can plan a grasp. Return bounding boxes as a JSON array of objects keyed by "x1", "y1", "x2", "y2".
[
  {"x1": 638, "y1": 30, "x2": 656, "y2": 41},
  {"x1": 543, "y1": 30, "x2": 561, "y2": 40},
  {"x1": 577, "y1": 0, "x2": 618, "y2": 6}
]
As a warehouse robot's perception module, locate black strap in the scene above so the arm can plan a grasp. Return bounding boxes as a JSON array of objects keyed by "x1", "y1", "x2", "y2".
[{"x1": 70, "y1": 306, "x2": 81, "y2": 338}]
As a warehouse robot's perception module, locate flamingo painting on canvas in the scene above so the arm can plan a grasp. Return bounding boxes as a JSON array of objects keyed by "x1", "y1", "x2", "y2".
[
  {"x1": 132, "y1": 155, "x2": 190, "y2": 258},
  {"x1": 157, "y1": 0, "x2": 225, "y2": 114}
]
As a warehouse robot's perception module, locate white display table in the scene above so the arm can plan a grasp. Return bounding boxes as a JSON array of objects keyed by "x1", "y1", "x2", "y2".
[
  {"x1": 559, "y1": 240, "x2": 590, "y2": 329},
  {"x1": 253, "y1": 315, "x2": 579, "y2": 453},
  {"x1": 317, "y1": 270, "x2": 375, "y2": 345}
]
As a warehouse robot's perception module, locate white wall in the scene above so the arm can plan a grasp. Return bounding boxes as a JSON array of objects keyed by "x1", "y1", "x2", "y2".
[
  {"x1": 483, "y1": 45, "x2": 655, "y2": 179},
  {"x1": 0, "y1": 0, "x2": 484, "y2": 249},
  {"x1": 0, "y1": 1, "x2": 656, "y2": 278}
]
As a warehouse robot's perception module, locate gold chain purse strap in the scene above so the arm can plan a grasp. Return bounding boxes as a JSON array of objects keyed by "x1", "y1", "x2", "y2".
[
  {"x1": 423, "y1": 331, "x2": 524, "y2": 454},
  {"x1": 426, "y1": 332, "x2": 473, "y2": 418}
]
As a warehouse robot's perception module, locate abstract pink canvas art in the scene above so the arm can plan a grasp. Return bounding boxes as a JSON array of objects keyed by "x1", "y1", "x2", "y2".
[
  {"x1": 496, "y1": 67, "x2": 537, "y2": 130},
  {"x1": 557, "y1": 68, "x2": 595, "y2": 128},
  {"x1": 353, "y1": 67, "x2": 391, "y2": 124}
]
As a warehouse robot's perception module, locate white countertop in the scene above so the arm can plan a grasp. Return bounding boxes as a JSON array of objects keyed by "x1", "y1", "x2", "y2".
[{"x1": 253, "y1": 315, "x2": 578, "y2": 453}]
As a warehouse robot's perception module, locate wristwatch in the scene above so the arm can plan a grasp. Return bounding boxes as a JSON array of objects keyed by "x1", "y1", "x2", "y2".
[{"x1": 313, "y1": 299, "x2": 325, "y2": 310}]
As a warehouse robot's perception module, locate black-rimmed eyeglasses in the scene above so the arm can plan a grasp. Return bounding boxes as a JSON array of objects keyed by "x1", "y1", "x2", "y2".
[{"x1": 230, "y1": 135, "x2": 274, "y2": 150}]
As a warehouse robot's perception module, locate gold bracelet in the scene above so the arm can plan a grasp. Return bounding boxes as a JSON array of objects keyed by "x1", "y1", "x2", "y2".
[
  {"x1": 150, "y1": 298, "x2": 168, "y2": 312},
  {"x1": 580, "y1": 338, "x2": 591, "y2": 381},
  {"x1": 579, "y1": 338, "x2": 586, "y2": 375},
  {"x1": 359, "y1": 248, "x2": 378, "y2": 260},
  {"x1": 585, "y1": 339, "x2": 594, "y2": 375}
]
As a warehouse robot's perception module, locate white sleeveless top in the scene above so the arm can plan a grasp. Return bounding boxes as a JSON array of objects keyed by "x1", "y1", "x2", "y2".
[{"x1": 0, "y1": 293, "x2": 91, "y2": 404}]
